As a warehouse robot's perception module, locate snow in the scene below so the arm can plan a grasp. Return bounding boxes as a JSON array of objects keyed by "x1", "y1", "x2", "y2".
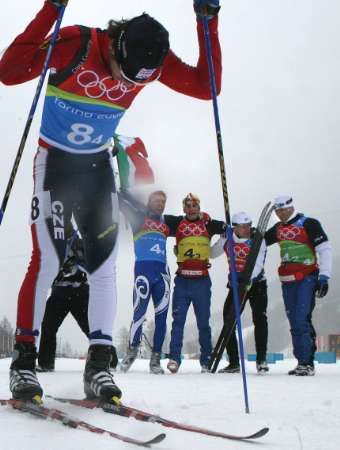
[{"x1": 1, "y1": 358, "x2": 339, "y2": 450}]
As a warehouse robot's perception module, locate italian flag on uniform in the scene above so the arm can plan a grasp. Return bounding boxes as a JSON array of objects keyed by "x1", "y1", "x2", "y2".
[{"x1": 114, "y1": 135, "x2": 155, "y2": 190}]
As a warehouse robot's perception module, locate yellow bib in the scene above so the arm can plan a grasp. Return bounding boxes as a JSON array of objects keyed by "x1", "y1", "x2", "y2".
[{"x1": 177, "y1": 236, "x2": 210, "y2": 263}]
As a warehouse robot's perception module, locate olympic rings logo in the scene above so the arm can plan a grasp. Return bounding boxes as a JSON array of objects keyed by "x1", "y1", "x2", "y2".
[
  {"x1": 233, "y1": 244, "x2": 250, "y2": 259},
  {"x1": 179, "y1": 222, "x2": 206, "y2": 237},
  {"x1": 77, "y1": 70, "x2": 136, "y2": 101},
  {"x1": 144, "y1": 219, "x2": 168, "y2": 234},
  {"x1": 278, "y1": 226, "x2": 301, "y2": 241}
]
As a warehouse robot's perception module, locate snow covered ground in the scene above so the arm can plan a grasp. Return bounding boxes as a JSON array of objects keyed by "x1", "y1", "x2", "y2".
[{"x1": 0, "y1": 357, "x2": 339, "y2": 450}]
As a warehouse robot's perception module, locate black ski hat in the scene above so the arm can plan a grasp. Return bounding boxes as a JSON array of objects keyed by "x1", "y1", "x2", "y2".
[{"x1": 115, "y1": 13, "x2": 169, "y2": 83}]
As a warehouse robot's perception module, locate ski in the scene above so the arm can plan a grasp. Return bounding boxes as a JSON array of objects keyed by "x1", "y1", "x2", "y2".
[
  {"x1": 47, "y1": 395, "x2": 269, "y2": 441},
  {"x1": 0, "y1": 398, "x2": 165, "y2": 447},
  {"x1": 209, "y1": 202, "x2": 274, "y2": 373}
]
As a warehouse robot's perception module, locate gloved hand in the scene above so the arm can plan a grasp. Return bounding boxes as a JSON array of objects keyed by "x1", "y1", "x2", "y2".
[
  {"x1": 48, "y1": 0, "x2": 69, "y2": 7},
  {"x1": 227, "y1": 272, "x2": 251, "y2": 290},
  {"x1": 315, "y1": 275, "x2": 329, "y2": 298},
  {"x1": 194, "y1": 0, "x2": 220, "y2": 20}
]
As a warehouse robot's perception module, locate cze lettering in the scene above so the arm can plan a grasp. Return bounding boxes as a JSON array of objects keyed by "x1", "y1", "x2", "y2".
[{"x1": 51, "y1": 201, "x2": 64, "y2": 240}]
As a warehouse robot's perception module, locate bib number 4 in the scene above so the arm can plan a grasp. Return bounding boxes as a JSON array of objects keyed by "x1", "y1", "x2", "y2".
[
  {"x1": 150, "y1": 244, "x2": 165, "y2": 256},
  {"x1": 184, "y1": 248, "x2": 201, "y2": 259}
]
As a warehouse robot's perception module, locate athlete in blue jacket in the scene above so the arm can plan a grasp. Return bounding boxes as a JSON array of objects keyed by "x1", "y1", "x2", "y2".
[{"x1": 119, "y1": 190, "x2": 170, "y2": 374}]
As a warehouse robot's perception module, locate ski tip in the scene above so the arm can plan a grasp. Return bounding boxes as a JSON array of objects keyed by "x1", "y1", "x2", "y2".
[
  {"x1": 144, "y1": 433, "x2": 166, "y2": 446},
  {"x1": 249, "y1": 427, "x2": 269, "y2": 439}
]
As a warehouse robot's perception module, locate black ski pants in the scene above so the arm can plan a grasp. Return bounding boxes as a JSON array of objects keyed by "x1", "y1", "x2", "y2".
[
  {"x1": 38, "y1": 284, "x2": 118, "y2": 369},
  {"x1": 38, "y1": 285, "x2": 90, "y2": 368},
  {"x1": 223, "y1": 279, "x2": 268, "y2": 364}
]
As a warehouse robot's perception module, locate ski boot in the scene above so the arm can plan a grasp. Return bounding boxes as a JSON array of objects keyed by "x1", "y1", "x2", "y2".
[
  {"x1": 149, "y1": 352, "x2": 164, "y2": 374},
  {"x1": 256, "y1": 360, "x2": 269, "y2": 374},
  {"x1": 218, "y1": 363, "x2": 240, "y2": 373},
  {"x1": 10, "y1": 342, "x2": 43, "y2": 401},
  {"x1": 119, "y1": 345, "x2": 139, "y2": 373},
  {"x1": 36, "y1": 362, "x2": 55, "y2": 373},
  {"x1": 200, "y1": 364, "x2": 210, "y2": 373},
  {"x1": 84, "y1": 345, "x2": 122, "y2": 403},
  {"x1": 288, "y1": 364, "x2": 315, "y2": 376},
  {"x1": 167, "y1": 359, "x2": 179, "y2": 374}
]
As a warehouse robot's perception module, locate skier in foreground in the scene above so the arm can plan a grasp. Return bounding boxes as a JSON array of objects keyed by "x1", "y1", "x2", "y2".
[
  {"x1": 265, "y1": 195, "x2": 332, "y2": 376},
  {"x1": 210, "y1": 212, "x2": 269, "y2": 374},
  {"x1": 0, "y1": 0, "x2": 222, "y2": 402}
]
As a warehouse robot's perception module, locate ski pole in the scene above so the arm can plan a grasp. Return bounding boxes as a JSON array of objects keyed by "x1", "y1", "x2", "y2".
[
  {"x1": 0, "y1": 5, "x2": 67, "y2": 225},
  {"x1": 202, "y1": 16, "x2": 250, "y2": 414}
]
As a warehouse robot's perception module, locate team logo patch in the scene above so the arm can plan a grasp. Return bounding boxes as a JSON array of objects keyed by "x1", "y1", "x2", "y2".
[{"x1": 135, "y1": 68, "x2": 156, "y2": 80}]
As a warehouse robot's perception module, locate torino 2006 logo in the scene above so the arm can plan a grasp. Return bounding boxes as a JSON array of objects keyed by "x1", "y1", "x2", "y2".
[
  {"x1": 179, "y1": 222, "x2": 206, "y2": 237},
  {"x1": 143, "y1": 218, "x2": 168, "y2": 234},
  {"x1": 234, "y1": 244, "x2": 250, "y2": 259},
  {"x1": 278, "y1": 226, "x2": 301, "y2": 241},
  {"x1": 77, "y1": 70, "x2": 136, "y2": 101}
]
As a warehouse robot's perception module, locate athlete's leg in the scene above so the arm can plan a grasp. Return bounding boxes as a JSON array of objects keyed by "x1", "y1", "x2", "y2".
[
  {"x1": 294, "y1": 274, "x2": 318, "y2": 365},
  {"x1": 69, "y1": 285, "x2": 90, "y2": 336},
  {"x1": 72, "y1": 152, "x2": 119, "y2": 347},
  {"x1": 38, "y1": 287, "x2": 70, "y2": 369},
  {"x1": 248, "y1": 280, "x2": 268, "y2": 363},
  {"x1": 169, "y1": 276, "x2": 191, "y2": 365},
  {"x1": 129, "y1": 267, "x2": 152, "y2": 347},
  {"x1": 191, "y1": 277, "x2": 212, "y2": 366},
  {"x1": 151, "y1": 265, "x2": 170, "y2": 353},
  {"x1": 282, "y1": 281, "x2": 299, "y2": 361},
  {"x1": 69, "y1": 151, "x2": 121, "y2": 401},
  {"x1": 16, "y1": 148, "x2": 71, "y2": 345},
  {"x1": 10, "y1": 147, "x2": 73, "y2": 399}
]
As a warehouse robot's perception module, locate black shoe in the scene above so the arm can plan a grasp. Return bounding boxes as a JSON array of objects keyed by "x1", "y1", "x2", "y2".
[
  {"x1": 120, "y1": 345, "x2": 139, "y2": 373},
  {"x1": 36, "y1": 364, "x2": 55, "y2": 373},
  {"x1": 218, "y1": 363, "x2": 240, "y2": 373},
  {"x1": 110, "y1": 346, "x2": 118, "y2": 370},
  {"x1": 149, "y1": 352, "x2": 164, "y2": 374},
  {"x1": 256, "y1": 360, "x2": 269, "y2": 373},
  {"x1": 288, "y1": 364, "x2": 315, "y2": 376},
  {"x1": 10, "y1": 343, "x2": 43, "y2": 401},
  {"x1": 84, "y1": 345, "x2": 122, "y2": 402}
]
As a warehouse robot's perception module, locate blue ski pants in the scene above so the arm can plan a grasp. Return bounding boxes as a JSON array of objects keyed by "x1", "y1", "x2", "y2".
[
  {"x1": 281, "y1": 273, "x2": 318, "y2": 364},
  {"x1": 129, "y1": 261, "x2": 170, "y2": 352},
  {"x1": 169, "y1": 275, "x2": 212, "y2": 366}
]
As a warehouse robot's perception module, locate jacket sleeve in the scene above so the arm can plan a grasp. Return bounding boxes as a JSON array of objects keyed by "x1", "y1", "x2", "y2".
[
  {"x1": 315, "y1": 241, "x2": 332, "y2": 278},
  {"x1": 159, "y1": 16, "x2": 221, "y2": 100},
  {"x1": 164, "y1": 215, "x2": 182, "y2": 237},
  {"x1": 264, "y1": 224, "x2": 278, "y2": 246},
  {"x1": 251, "y1": 241, "x2": 267, "y2": 280},
  {"x1": 210, "y1": 236, "x2": 226, "y2": 258},
  {"x1": 0, "y1": 1, "x2": 80, "y2": 85},
  {"x1": 117, "y1": 190, "x2": 146, "y2": 233}
]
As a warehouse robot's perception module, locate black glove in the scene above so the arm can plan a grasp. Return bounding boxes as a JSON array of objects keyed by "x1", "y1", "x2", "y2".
[
  {"x1": 194, "y1": 0, "x2": 220, "y2": 20},
  {"x1": 48, "y1": 0, "x2": 69, "y2": 7},
  {"x1": 315, "y1": 275, "x2": 329, "y2": 298},
  {"x1": 227, "y1": 272, "x2": 250, "y2": 290}
]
